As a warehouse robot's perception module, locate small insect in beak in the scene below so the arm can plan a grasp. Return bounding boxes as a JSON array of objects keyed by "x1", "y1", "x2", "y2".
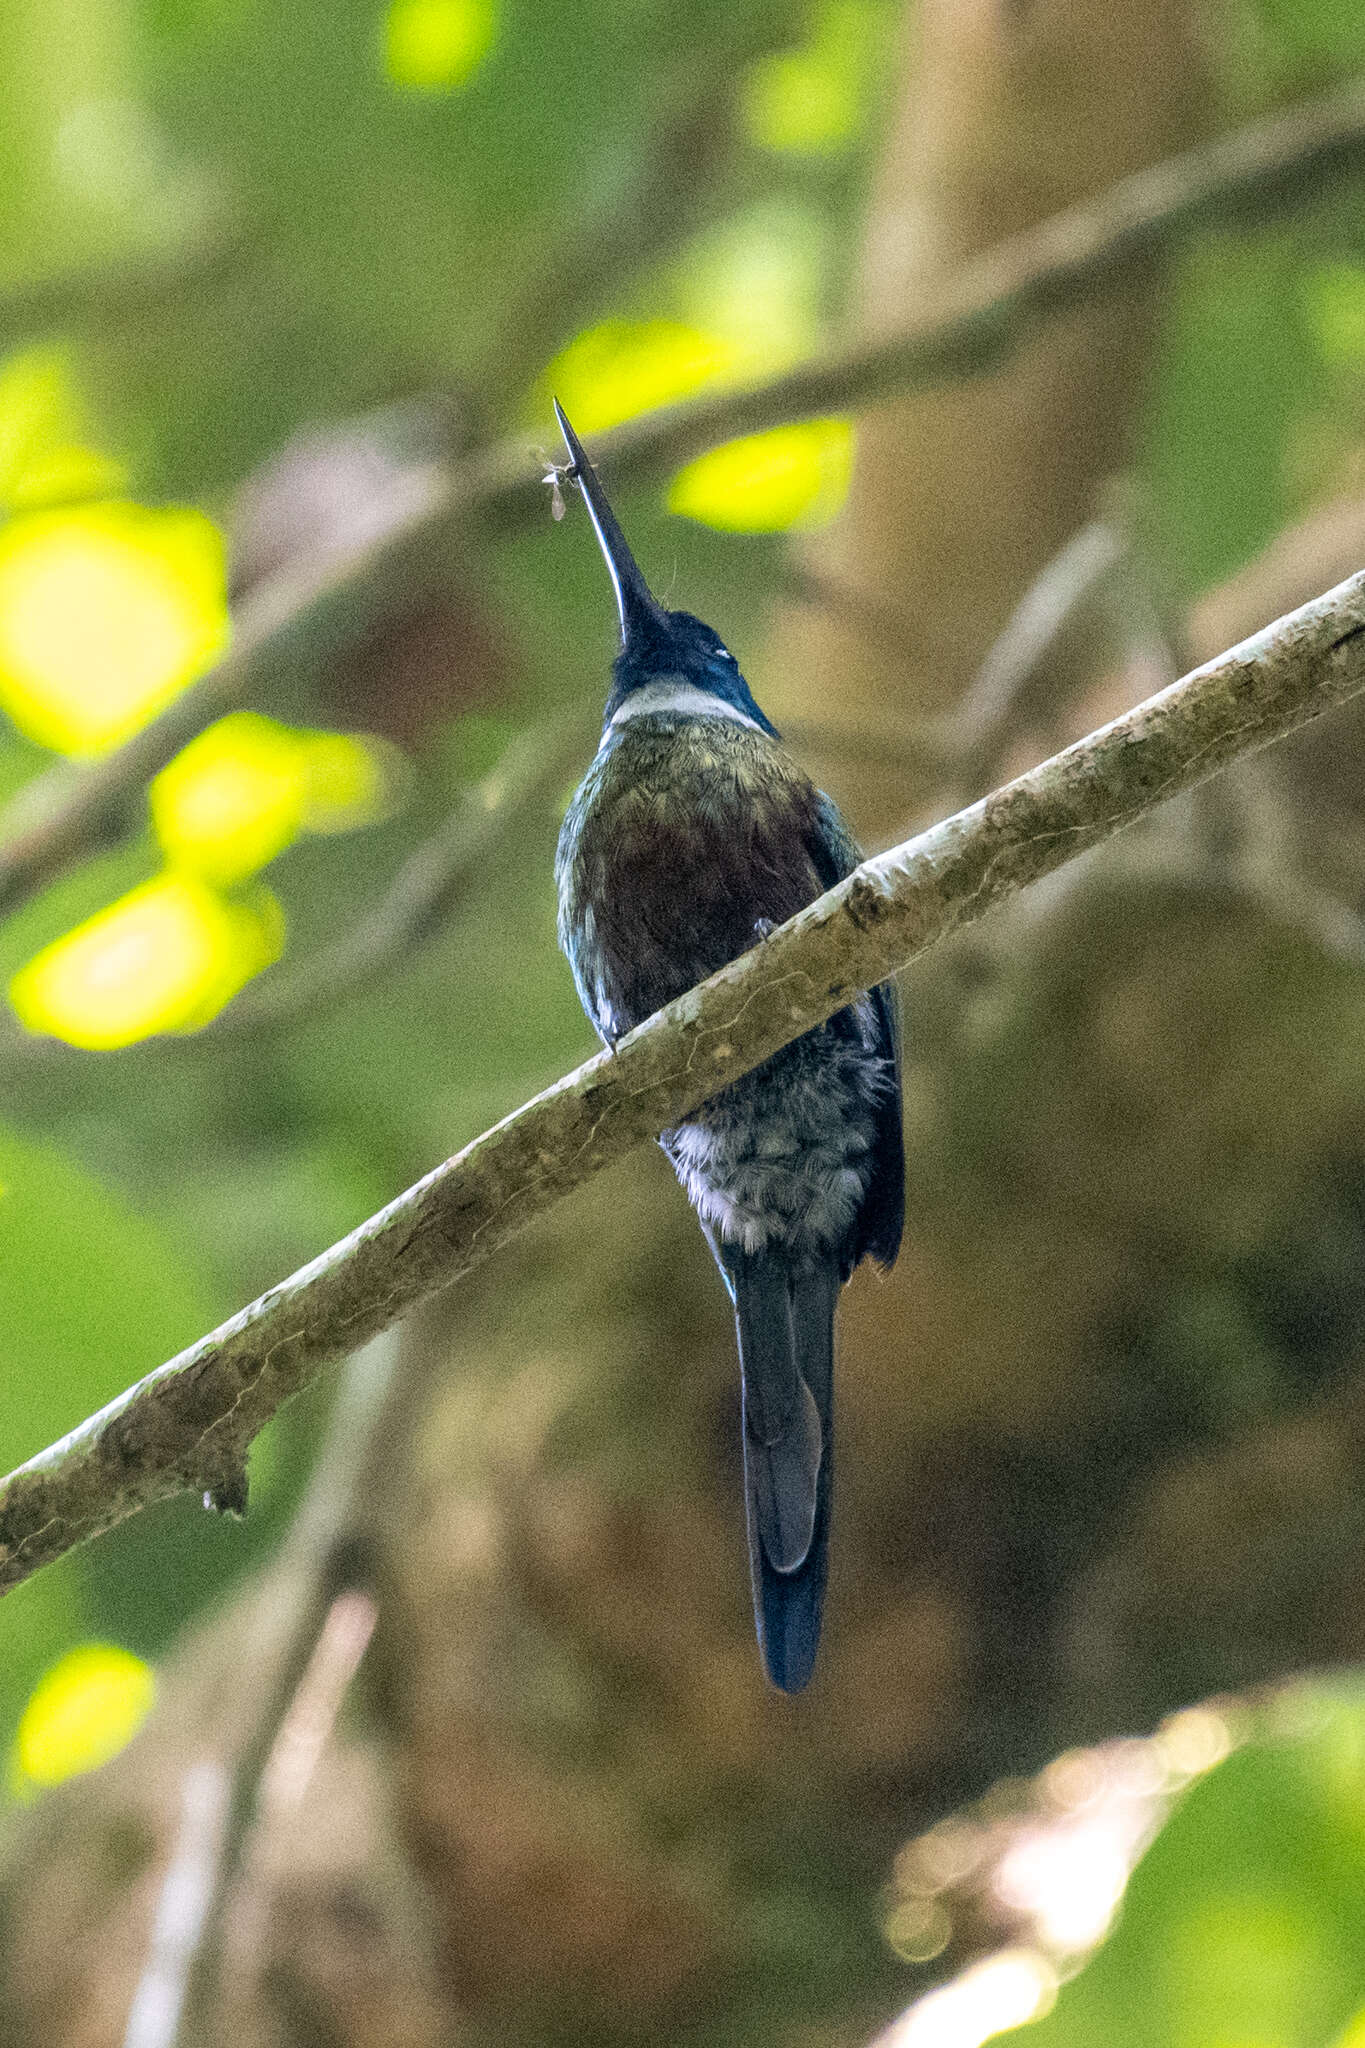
[{"x1": 537, "y1": 449, "x2": 569, "y2": 521}]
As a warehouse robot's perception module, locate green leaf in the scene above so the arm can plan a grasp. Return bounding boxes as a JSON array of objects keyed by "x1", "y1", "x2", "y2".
[
  {"x1": 1146, "y1": 235, "x2": 1319, "y2": 592},
  {"x1": 1027, "y1": 1686, "x2": 1365, "y2": 2048},
  {"x1": 0, "y1": 1125, "x2": 216, "y2": 1462}
]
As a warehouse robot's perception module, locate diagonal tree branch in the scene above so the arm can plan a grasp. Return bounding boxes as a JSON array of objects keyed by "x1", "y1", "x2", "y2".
[
  {"x1": 0, "y1": 219, "x2": 252, "y2": 352},
  {"x1": 3, "y1": 81, "x2": 1365, "y2": 918},
  {"x1": 2, "y1": 571, "x2": 1365, "y2": 1592}
]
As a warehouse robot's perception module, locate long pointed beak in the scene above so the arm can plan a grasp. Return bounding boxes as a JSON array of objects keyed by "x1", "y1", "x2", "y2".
[{"x1": 554, "y1": 400, "x2": 668, "y2": 651}]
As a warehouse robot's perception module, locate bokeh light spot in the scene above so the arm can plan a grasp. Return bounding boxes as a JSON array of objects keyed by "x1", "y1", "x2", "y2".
[
  {"x1": 383, "y1": 0, "x2": 496, "y2": 93},
  {"x1": 884, "y1": 1895, "x2": 953, "y2": 1964},
  {"x1": 1158, "y1": 1703, "x2": 1234, "y2": 1780},
  {"x1": 884, "y1": 1949, "x2": 1057, "y2": 2048},
  {"x1": 153, "y1": 712, "x2": 305, "y2": 882},
  {"x1": 746, "y1": 53, "x2": 857, "y2": 154},
  {"x1": 1329, "y1": 2005, "x2": 1365, "y2": 2048},
  {"x1": 744, "y1": 0, "x2": 883, "y2": 157},
  {"x1": 542, "y1": 320, "x2": 745, "y2": 436},
  {"x1": 0, "y1": 346, "x2": 124, "y2": 516},
  {"x1": 1303, "y1": 261, "x2": 1365, "y2": 367},
  {"x1": 13, "y1": 1644, "x2": 155, "y2": 1791},
  {"x1": 667, "y1": 418, "x2": 853, "y2": 531},
  {"x1": 151, "y1": 713, "x2": 398, "y2": 881},
  {"x1": 0, "y1": 501, "x2": 228, "y2": 757},
  {"x1": 299, "y1": 729, "x2": 397, "y2": 833},
  {"x1": 681, "y1": 205, "x2": 825, "y2": 369},
  {"x1": 10, "y1": 873, "x2": 284, "y2": 1049}
]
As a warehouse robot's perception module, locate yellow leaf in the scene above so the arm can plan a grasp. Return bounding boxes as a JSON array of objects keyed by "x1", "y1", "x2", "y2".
[
  {"x1": 0, "y1": 501, "x2": 228, "y2": 757},
  {"x1": 383, "y1": 0, "x2": 497, "y2": 93},
  {"x1": 152, "y1": 712, "x2": 307, "y2": 883},
  {"x1": 667, "y1": 418, "x2": 853, "y2": 532},
  {"x1": 0, "y1": 346, "x2": 125, "y2": 514},
  {"x1": 743, "y1": 0, "x2": 885, "y2": 158},
  {"x1": 9, "y1": 443, "x2": 126, "y2": 513},
  {"x1": 540, "y1": 320, "x2": 745, "y2": 436},
  {"x1": 13, "y1": 1644, "x2": 155, "y2": 1791},
  {"x1": 1328, "y1": 2007, "x2": 1365, "y2": 2048},
  {"x1": 10, "y1": 873, "x2": 284, "y2": 1049},
  {"x1": 151, "y1": 714, "x2": 399, "y2": 880}
]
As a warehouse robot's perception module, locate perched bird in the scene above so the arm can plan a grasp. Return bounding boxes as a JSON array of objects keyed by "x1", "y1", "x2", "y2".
[{"x1": 552, "y1": 403, "x2": 904, "y2": 1691}]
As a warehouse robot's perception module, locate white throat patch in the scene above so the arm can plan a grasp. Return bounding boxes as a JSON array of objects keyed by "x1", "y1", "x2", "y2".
[{"x1": 610, "y1": 677, "x2": 760, "y2": 732}]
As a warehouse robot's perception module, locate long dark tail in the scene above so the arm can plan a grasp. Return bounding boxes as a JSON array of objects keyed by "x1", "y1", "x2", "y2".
[{"x1": 731, "y1": 1252, "x2": 838, "y2": 1693}]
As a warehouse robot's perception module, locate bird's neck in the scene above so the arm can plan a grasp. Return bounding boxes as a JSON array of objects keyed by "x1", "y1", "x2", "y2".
[{"x1": 606, "y1": 676, "x2": 763, "y2": 734}]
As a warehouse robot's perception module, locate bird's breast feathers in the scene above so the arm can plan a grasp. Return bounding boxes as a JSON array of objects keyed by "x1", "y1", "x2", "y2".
[{"x1": 557, "y1": 713, "x2": 825, "y2": 1042}]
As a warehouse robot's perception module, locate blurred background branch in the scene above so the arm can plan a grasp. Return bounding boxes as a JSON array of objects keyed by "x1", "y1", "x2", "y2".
[
  {"x1": 3, "y1": 81, "x2": 1365, "y2": 919},
  {"x1": 122, "y1": 1326, "x2": 407, "y2": 2048}
]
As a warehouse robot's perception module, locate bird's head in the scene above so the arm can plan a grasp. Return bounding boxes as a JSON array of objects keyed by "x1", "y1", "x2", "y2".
[{"x1": 554, "y1": 401, "x2": 777, "y2": 736}]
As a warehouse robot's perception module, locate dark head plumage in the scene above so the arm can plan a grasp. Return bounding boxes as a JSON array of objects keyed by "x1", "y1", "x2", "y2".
[{"x1": 553, "y1": 400, "x2": 777, "y2": 736}]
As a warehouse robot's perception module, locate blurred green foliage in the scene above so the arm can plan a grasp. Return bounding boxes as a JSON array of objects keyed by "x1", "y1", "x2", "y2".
[
  {"x1": 0, "y1": 1125, "x2": 211, "y2": 1744},
  {"x1": 1031, "y1": 1687, "x2": 1365, "y2": 2048},
  {"x1": 1, "y1": 0, "x2": 1365, "y2": 2035}
]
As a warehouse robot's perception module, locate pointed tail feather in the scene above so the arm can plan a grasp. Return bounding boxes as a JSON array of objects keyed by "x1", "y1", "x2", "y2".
[{"x1": 732, "y1": 1253, "x2": 838, "y2": 1693}]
